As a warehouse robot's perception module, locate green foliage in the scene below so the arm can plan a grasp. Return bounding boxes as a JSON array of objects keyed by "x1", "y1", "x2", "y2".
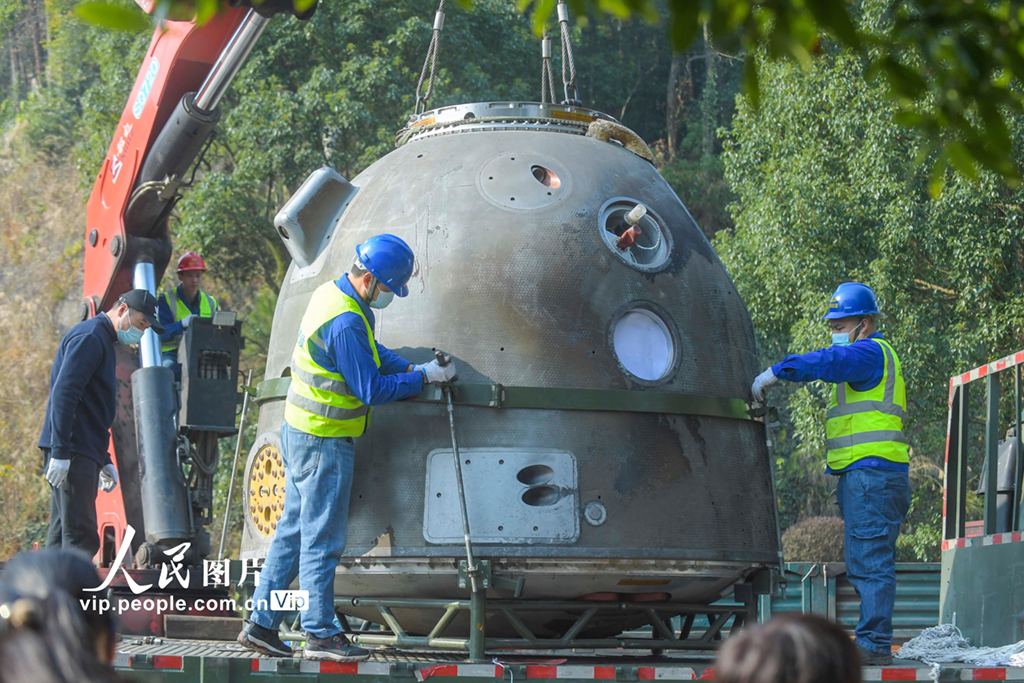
[
  {"x1": 176, "y1": 0, "x2": 540, "y2": 291},
  {"x1": 897, "y1": 523, "x2": 941, "y2": 563},
  {"x1": 781, "y1": 516, "x2": 845, "y2": 562},
  {"x1": 522, "y1": 0, "x2": 1024, "y2": 188},
  {"x1": 661, "y1": 148, "x2": 734, "y2": 237},
  {"x1": 716, "y1": 32, "x2": 1024, "y2": 561},
  {"x1": 74, "y1": 1, "x2": 150, "y2": 32},
  {"x1": 17, "y1": 87, "x2": 78, "y2": 158}
]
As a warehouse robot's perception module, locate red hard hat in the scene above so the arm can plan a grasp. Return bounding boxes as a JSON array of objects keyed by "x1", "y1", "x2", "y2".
[{"x1": 177, "y1": 251, "x2": 206, "y2": 273}]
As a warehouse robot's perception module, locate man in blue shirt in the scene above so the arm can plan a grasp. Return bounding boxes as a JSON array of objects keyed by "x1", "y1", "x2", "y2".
[
  {"x1": 751, "y1": 282, "x2": 911, "y2": 665},
  {"x1": 239, "y1": 235, "x2": 454, "y2": 661},
  {"x1": 39, "y1": 289, "x2": 164, "y2": 557}
]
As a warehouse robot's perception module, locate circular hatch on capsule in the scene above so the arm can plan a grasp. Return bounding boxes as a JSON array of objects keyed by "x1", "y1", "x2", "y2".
[{"x1": 478, "y1": 152, "x2": 572, "y2": 211}]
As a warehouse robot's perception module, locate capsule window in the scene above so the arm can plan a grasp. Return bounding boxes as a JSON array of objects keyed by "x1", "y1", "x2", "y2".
[
  {"x1": 612, "y1": 308, "x2": 675, "y2": 381},
  {"x1": 599, "y1": 201, "x2": 671, "y2": 272},
  {"x1": 531, "y1": 165, "x2": 561, "y2": 188}
]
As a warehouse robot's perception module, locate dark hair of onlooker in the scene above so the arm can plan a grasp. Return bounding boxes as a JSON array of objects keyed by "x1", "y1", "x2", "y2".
[
  {"x1": 0, "y1": 548, "x2": 121, "y2": 683},
  {"x1": 713, "y1": 613, "x2": 861, "y2": 683}
]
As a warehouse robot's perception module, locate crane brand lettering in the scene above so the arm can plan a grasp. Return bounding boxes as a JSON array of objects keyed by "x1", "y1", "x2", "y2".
[{"x1": 132, "y1": 58, "x2": 160, "y2": 119}]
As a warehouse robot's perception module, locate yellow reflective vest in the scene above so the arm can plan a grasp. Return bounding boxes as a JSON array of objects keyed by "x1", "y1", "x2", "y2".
[
  {"x1": 826, "y1": 338, "x2": 909, "y2": 470},
  {"x1": 284, "y1": 281, "x2": 380, "y2": 438},
  {"x1": 160, "y1": 289, "x2": 217, "y2": 352}
]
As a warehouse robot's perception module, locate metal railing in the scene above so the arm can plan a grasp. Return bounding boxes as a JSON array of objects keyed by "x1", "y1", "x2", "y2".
[{"x1": 943, "y1": 349, "x2": 1024, "y2": 539}]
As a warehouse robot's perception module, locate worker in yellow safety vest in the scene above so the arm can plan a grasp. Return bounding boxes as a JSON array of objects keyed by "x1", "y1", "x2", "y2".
[
  {"x1": 750, "y1": 282, "x2": 910, "y2": 667},
  {"x1": 157, "y1": 252, "x2": 218, "y2": 368},
  {"x1": 237, "y1": 234, "x2": 456, "y2": 663}
]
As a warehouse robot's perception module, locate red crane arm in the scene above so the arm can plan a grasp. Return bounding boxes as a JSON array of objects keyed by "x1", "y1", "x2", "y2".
[{"x1": 82, "y1": 9, "x2": 247, "y2": 316}]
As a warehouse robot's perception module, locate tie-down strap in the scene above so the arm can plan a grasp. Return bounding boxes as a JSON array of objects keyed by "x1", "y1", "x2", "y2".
[
  {"x1": 418, "y1": 383, "x2": 764, "y2": 421},
  {"x1": 256, "y1": 377, "x2": 765, "y2": 422}
]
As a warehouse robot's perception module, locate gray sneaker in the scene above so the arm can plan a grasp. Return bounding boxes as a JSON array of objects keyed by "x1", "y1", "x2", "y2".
[
  {"x1": 237, "y1": 620, "x2": 293, "y2": 657},
  {"x1": 304, "y1": 633, "x2": 370, "y2": 662}
]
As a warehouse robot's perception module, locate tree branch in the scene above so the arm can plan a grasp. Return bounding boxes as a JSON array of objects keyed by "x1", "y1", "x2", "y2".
[{"x1": 911, "y1": 278, "x2": 956, "y2": 296}]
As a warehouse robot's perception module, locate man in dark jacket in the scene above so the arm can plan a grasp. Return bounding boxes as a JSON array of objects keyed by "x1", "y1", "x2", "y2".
[{"x1": 39, "y1": 289, "x2": 164, "y2": 557}]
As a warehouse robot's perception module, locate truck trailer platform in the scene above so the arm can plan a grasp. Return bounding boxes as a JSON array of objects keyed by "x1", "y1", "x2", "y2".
[{"x1": 112, "y1": 639, "x2": 1024, "y2": 682}]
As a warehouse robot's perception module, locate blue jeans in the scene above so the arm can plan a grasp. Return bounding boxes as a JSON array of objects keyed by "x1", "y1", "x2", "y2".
[
  {"x1": 836, "y1": 467, "x2": 911, "y2": 654},
  {"x1": 250, "y1": 422, "x2": 356, "y2": 639}
]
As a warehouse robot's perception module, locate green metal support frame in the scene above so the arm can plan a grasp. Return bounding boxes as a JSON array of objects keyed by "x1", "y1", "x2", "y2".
[
  {"x1": 259, "y1": 560, "x2": 769, "y2": 661},
  {"x1": 335, "y1": 594, "x2": 752, "y2": 660},
  {"x1": 256, "y1": 377, "x2": 764, "y2": 422}
]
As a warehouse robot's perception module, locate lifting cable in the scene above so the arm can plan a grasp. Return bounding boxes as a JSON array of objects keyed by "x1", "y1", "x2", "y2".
[
  {"x1": 540, "y1": 33, "x2": 558, "y2": 104},
  {"x1": 557, "y1": 0, "x2": 582, "y2": 106},
  {"x1": 414, "y1": 0, "x2": 446, "y2": 115}
]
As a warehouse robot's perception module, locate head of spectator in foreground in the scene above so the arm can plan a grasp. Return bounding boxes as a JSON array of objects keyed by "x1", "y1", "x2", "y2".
[
  {"x1": 713, "y1": 613, "x2": 861, "y2": 683},
  {"x1": 0, "y1": 548, "x2": 119, "y2": 683}
]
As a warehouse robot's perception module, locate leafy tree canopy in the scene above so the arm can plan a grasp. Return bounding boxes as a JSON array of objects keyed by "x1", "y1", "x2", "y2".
[
  {"x1": 69, "y1": 0, "x2": 1024, "y2": 189},
  {"x1": 715, "y1": 12, "x2": 1024, "y2": 557}
]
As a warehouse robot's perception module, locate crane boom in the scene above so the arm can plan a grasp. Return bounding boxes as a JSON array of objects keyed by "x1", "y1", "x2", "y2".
[{"x1": 84, "y1": 2, "x2": 314, "y2": 570}]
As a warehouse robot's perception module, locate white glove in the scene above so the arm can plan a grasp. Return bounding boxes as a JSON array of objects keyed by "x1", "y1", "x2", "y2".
[
  {"x1": 419, "y1": 359, "x2": 458, "y2": 385},
  {"x1": 99, "y1": 464, "x2": 119, "y2": 492},
  {"x1": 751, "y1": 368, "x2": 779, "y2": 402},
  {"x1": 45, "y1": 457, "x2": 70, "y2": 489},
  {"x1": 181, "y1": 314, "x2": 195, "y2": 329}
]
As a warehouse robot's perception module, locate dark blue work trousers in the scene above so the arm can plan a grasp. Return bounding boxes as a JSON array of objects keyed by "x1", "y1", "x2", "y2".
[{"x1": 836, "y1": 467, "x2": 911, "y2": 655}]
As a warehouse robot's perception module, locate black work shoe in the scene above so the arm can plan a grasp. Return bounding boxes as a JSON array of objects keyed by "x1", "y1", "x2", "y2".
[
  {"x1": 304, "y1": 633, "x2": 370, "y2": 662},
  {"x1": 857, "y1": 645, "x2": 893, "y2": 666},
  {"x1": 238, "y1": 620, "x2": 293, "y2": 657}
]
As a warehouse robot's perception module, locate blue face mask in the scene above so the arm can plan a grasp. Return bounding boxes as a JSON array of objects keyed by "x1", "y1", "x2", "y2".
[
  {"x1": 831, "y1": 322, "x2": 863, "y2": 347},
  {"x1": 370, "y1": 288, "x2": 394, "y2": 310},
  {"x1": 116, "y1": 310, "x2": 145, "y2": 346}
]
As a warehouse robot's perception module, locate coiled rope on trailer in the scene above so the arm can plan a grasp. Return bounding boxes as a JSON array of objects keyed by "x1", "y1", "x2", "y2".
[{"x1": 895, "y1": 618, "x2": 1024, "y2": 677}]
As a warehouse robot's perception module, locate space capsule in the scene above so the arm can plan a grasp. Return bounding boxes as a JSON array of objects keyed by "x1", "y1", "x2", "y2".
[{"x1": 241, "y1": 101, "x2": 780, "y2": 639}]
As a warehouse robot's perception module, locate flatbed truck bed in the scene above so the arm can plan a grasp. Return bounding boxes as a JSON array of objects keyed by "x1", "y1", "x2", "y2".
[{"x1": 113, "y1": 638, "x2": 1024, "y2": 682}]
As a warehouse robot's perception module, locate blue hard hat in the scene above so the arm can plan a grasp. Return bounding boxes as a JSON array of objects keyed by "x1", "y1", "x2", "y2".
[
  {"x1": 823, "y1": 282, "x2": 881, "y2": 319},
  {"x1": 356, "y1": 235, "x2": 415, "y2": 297}
]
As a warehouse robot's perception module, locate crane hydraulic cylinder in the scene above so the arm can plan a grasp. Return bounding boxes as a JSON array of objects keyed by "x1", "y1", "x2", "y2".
[{"x1": 132, "y1": 366, "x2": 192, "y2": 545}]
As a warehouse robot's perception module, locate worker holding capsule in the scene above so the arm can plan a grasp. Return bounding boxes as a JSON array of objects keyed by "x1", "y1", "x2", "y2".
[
  {"x1": 751, "y1": 282, "x2": 910, "y2": 666},
  {"x1": 238, "y1": 234, "x2": 455, "y2": 662}
]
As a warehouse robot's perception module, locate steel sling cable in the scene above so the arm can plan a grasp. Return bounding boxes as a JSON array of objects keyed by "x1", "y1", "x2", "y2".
[
  {"x1": 414, "y1": 0, "x2": 446, "y2": 115},
  {"x1": 557, "y1": 0, "x2": 581, "y2": 105},
  {"x1": 541, "y1": 33, "x2": 558, "y2": 104}
]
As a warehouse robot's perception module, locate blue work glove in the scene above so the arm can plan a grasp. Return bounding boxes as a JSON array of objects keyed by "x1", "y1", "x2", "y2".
[
  {"x1": 45, "y1": 457, "x2": 71, "y2": 489},
  {"x1": 99, "y1": 464, "x2": 119, "y2": 492}
]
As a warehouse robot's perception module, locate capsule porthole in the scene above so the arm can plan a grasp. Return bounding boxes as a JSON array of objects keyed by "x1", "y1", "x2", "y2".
[
  {"x1": 531, "y1": 165, "x2": 561, "y2": 188},
  {"x1": 598, "y1": 200, "x2": 672, "y2": 272},
  {"x1": 612, "y1": 308, "x2": 675, "y2": 381}
]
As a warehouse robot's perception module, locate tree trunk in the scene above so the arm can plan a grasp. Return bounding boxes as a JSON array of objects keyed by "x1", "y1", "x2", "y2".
[
  {"x1": 45, "y1": 5, "x2": 51, "y2": 84},
  {"x1": 700, "y1": 23, "x2": 718, "y2": 158},
  {"x1": 32, "y1": 14, "x2": 43, "y2": 86},
  {"x1": 9, "y1": 44, "x2": 18, "y2": 103},
  {"x1": 666, "y1": 52, "x2": 682, "y2": 163}
]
